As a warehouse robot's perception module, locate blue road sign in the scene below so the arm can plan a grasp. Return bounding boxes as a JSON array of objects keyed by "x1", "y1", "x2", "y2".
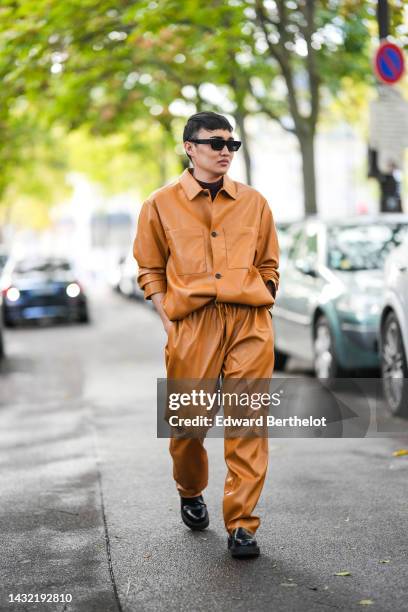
[{"x1": 375, "y1": 42, "x2": 405, "y2": 84}]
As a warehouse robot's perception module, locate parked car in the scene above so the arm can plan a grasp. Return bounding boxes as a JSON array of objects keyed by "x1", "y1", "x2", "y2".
[
  {"x1": 108, "y1": 254, "x2": 126, "y2": 292},
  {"x1": 117, "y1": 251, "x2": 144, "y2": 300},
  {"x1": 1, "y1": 257, "x2": 89, "y2": 326},
  {"x1": 0, "y1": 250, "x2": 6, "y2": 356},
  {"x1": 276, "y1": 221, "x2": 300, "y2": 271},
  {"x1": 0, "y1": 290, "x2": 4, "y2": 358},
  {"x1": 379, "y1": 235, "x2": 408, "y2": 417},
  {"x1": 0, "y1": 248, "x2": 8, "y2": 275},
  {"x1": 272, "y1": 214, "x2": 408, "y2": 381}
]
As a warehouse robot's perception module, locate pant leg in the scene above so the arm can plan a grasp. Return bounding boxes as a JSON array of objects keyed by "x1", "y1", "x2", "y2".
[
  {"x1": 165, "y1": 305, "x2": 225, "y2": 498},
  {"x1": 222, "y1": 304, "x2": 274, "y2": 534}
]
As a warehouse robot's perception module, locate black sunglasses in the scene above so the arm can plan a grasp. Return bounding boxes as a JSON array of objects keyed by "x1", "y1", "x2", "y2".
[{"x1": 189, "y1": 138, "x2": 241, "y2": 152}]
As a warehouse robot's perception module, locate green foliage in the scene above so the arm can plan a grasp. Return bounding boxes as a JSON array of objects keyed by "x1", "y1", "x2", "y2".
[
  {"x1": 65, "y1": 126, "x2": 181, "y2": 198},
  {"x1": 0, "y1": 0, "x2": 407, "y2": 219}
]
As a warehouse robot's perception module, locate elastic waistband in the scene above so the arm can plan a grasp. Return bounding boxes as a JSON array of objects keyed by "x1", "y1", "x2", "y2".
[
  {"x1": 197, "y1": 301, "x2": 266, "y2": 326},
  {"x1": 206, "y1": 300, "x2": 234, "y2": 313},
  {"x1": 207, "y1": 301, "x2": 260, "y2": 311}
]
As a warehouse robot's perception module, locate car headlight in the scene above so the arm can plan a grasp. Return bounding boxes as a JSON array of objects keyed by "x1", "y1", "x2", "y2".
[
  {"x1": 336, "y1": 294, "x2": 381, "y2": 320},
  {"x1": 5, "y1": 287, "x2": 20, "y2": 302},
  {"x1": 66, "y1": 283, "x2": 81, "y2": 298}
]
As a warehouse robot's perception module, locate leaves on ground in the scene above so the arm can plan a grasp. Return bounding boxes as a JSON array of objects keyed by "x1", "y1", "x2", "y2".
[
  {"x1": 334, "y1": 570, "x2": 352, "y2": 576},
  {"x1": 392, "y1": 449, "x2": 408, "y2": 457}
]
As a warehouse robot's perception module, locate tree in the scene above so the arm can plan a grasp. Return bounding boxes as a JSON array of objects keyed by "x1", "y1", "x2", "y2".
[
  {"x1": 0, "y1": 0, "x2": 188, "y2": 208},
  {"x1": 1, "y1": 0, "x2": 405, "y2": 217},
  {"x1": 133, "y1": 0, "x2": 405, "y2": 214}
]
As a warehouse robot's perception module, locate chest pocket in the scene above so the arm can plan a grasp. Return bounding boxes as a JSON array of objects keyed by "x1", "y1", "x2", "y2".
[
  {"x1": 224, "y1": 226, "x2": 256, "y2": 269},
  {"x1": 167, "y1": 228, "x2": 207, "y2": 275}
]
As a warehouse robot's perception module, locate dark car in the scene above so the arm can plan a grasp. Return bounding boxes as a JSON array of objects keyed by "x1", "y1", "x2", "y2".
[{"x1": 1, "y1": 257, "x2": 89, "y2": 326}]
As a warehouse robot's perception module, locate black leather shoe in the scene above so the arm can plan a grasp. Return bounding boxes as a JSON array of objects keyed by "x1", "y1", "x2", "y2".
[
  {"x1": 228, "y1": 527, "x2": 260, "y2": 558},
  {"x1": 180, "y1": 495, "x2": 209, "y2": 531}
]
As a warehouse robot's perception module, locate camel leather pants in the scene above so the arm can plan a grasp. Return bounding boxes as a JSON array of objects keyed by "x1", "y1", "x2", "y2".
[{"x1": 164, "y1": 301, "x2": 275, "y2": 534}]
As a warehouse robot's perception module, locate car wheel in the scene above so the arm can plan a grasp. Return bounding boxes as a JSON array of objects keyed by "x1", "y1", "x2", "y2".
[
  {"x1": 381, "y1": 312, "x2": 408, "y2": 418},
  {"x1": 313, "y1": 315, "x2": 342, "y2": 382},
  {"x1": 274, "y1": 349, "x2": 288, "y2": 371},
  {"x1": 78, "y1": 308, "x2": 90, "y2": 324}
]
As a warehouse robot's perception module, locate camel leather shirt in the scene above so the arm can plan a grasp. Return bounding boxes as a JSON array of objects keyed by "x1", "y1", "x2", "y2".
[{"x1": 133, "y1": 168, "x2": 280, "y2": 321}]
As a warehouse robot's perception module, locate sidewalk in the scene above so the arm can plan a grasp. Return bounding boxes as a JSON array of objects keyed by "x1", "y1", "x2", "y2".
[{"x1": 0, "y1": 293, "x2": 407, "y2": 611}]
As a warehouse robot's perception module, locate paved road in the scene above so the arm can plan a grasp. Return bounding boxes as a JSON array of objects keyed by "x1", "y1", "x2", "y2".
[{"x1": 0, "y1": 286, "x2": 407, "y2": 612}]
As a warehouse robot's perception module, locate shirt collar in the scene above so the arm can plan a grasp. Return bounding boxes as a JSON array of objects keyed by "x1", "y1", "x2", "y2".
[{"x1": 179, "y1": 168, "x2": 237, "y2": 201}]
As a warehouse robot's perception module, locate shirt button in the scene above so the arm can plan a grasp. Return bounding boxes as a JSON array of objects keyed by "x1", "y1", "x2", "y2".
[
  {"x1": 211, "y1": 231, "x2": 217, "y2": 237},
  {"x1": 215, "y1": 273, "x2": 222, "y2": 279}
]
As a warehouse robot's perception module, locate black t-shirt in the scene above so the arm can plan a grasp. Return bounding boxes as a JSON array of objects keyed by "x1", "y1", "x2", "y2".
[{"x1": 196, "y1": 176, "x2": 224, "y2": 201}]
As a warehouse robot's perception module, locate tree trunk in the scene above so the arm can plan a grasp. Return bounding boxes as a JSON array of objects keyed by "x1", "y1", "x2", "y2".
[
  {"x1": 298, "y1": 130, "x2": 317, "y2": 216},
  {"x1": 234, "y1": 110, "x2": 252, "y2": 186}
]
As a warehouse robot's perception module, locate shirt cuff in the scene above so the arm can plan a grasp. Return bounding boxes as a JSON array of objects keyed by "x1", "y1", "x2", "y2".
[{"x1": 143, "y1": 279, "x2": 167, "y2": 300}]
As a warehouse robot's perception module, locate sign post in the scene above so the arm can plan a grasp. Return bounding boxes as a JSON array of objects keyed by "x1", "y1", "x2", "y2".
[{"x1": 368, "y1": 0, "x2": 406, "y2": 212}]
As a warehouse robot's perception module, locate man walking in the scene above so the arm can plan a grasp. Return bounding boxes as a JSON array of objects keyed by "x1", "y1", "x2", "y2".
[{"x1": 133, "y1": 111, "x2": 279, "y2": 558}]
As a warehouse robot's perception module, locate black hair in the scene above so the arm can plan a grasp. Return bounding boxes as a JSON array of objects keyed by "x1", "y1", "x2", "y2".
[{"x1": 183, "y1": 111, "x2": 233, "y2": 142}]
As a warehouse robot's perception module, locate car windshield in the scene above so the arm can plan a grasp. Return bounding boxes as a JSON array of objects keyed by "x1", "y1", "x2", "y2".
[
  {"x1": 327, "y1": 223, "x2": 408, "y2": 271},
  {"x1": 14, "y1": 260, "x2": 72, "y2": 275}
]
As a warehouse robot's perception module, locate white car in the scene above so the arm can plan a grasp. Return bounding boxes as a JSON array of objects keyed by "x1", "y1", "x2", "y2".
[
  {"x1": 0, "y1": 249, "x2": 8, "y2": 355},
  {"x1": 0, "y1": 291, "x2": 4, "y2": 358},
  {"x1": 380, "y1": 235, "x2": 408, "y2": 417},
  {"x1": 118, "y1": 251, "x2": 144, "y2": 299}
]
